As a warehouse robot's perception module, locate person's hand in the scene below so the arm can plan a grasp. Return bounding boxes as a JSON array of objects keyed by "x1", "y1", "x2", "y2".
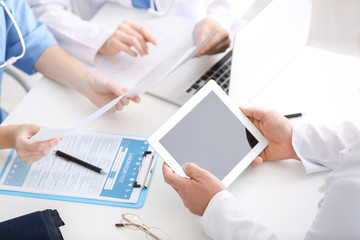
[
  {"x1": 194, "y1": 18, "x2": 231, "y2": 58},
  {"x1": 12, "y1": 125, "x2": 62, "y2": 164},
  {"x1": 240, "y1": 106, "x2": 300, "y2": 167},
  {"x1": 83, "y1": 75, "x2": 141, "y2": 112},
  {"x1": 99, "y1": 20, "x2": 157, "y2": 57},
  {"x1": 163, "y1": 162, "x2": 225, "y2": 216}
]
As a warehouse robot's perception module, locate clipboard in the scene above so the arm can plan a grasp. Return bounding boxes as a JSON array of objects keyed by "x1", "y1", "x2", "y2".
[{"x1": 0, "y1": 131, "x2": 158, "y2": 209}]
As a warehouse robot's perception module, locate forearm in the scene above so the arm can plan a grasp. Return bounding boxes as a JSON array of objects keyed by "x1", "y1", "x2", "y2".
[
  {"x1": 0, "y1": 125, "x2": 16, "y2": 149},
  {"x1": 33, "y1": 45, "x2": 92, "y2": 95}
]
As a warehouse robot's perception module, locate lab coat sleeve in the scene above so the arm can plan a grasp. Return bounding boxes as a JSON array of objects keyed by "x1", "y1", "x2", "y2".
[
  {"x1": 27, "y1": 0, "x2": 113, "y2": 64},
  {"x1": 203, "y1": 190, "x2": 278, "y2": 240},
  {"x1": 206, "y1": 0, "x2": 255, "y2": 31},
  {"x1": 6, "y1": 0, "x2": 57, "y2": 74},
  {"x1": 203, "y1": 139, "x2": 360, "y2": 240},
  {"x1": 292, "y1": 121, "x2": 360, "y2": 174},
  {"x1": 202, "y1": 123, "x2": 360, "y2": 239},
  {"x1": 305, "y1": 137, "x2": 360, "y2": 239}
]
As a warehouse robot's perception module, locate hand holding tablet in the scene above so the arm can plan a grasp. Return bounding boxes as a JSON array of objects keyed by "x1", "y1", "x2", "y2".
[{"x1": 149, "y1": 80, "x2": 268, "y2": 187}]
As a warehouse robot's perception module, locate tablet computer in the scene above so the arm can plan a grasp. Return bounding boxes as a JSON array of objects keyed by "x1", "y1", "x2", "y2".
[{"x1": 149, "y1": 80, "x2": 268, "y2": 187}]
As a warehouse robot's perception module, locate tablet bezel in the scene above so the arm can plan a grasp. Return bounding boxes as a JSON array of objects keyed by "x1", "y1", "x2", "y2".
[{"x1": 149, "y1": 80, "x2": 268, "y2": 187}]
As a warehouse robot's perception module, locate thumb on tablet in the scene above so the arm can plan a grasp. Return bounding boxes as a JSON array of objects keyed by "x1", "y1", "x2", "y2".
[
  {"x1": 251, "y1": 156, "x2": 264, "y2": 167},
  {"x1": 163, "y1": 163, "x2": 184, "y2": 190},
  {"x1": 183, "y1": 162, "x2": 216, "y2": 182},
  {"x1": 182, "y1": 163, "x2": 205, "y2": 179}
]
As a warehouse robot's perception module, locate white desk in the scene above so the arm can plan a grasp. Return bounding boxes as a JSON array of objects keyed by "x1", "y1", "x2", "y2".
[
  {"x1": 1, "y1": 8, "x2": 360, "y2": 240},
  {"x1": 1, "y1": 46, "x2": 359, "y2": 240}
]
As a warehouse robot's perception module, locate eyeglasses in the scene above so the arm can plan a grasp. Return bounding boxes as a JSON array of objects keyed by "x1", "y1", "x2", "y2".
[
  {"x1": 0, "y1": 0, "x2": 26, "y2": 68},
  {"x1": 115, "y1": 213, "x2": 171, "y2": 240}
]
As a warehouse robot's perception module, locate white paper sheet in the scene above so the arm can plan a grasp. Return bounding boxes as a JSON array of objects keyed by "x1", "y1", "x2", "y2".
[
  {"x1": 83, "y1": 13, "x2": 195, "y2": 88},
  {"x1": 28, "y1": 34, "x2": 213, "y2": 143}
]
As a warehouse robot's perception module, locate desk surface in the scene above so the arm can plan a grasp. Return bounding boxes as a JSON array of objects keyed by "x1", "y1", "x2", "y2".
[
  {"x1": 2, "y1": 0, "x2": 360, "y2": 233},
  {"x1": 1, "y1": 46, "x2": 360, "y2": 240}
]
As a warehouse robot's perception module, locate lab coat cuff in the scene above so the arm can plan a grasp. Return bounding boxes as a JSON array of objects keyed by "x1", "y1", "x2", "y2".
[
  {"x1": 69, "y1": 26, "x2": 113, "y2": 64},
  {"x1": 203, "y1": 190, "x2": 233, "y2": 221},
  {"x1": 207, "y1": 0, "x2": 256, "y2": 31},
  {"x1": 207, "y1": 11, "x2": 233, "y2": 32},
  {"x1": 203, "y1": 190, "x2": 252, "y2": 236},
  {"x1": 292, "y1": 122, "x2": 331, "y2": 174}
]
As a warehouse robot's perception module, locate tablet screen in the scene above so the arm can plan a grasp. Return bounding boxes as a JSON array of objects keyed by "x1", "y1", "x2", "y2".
[{"x1": 159, "y1": 91, "x2": 258, "y2": 180}]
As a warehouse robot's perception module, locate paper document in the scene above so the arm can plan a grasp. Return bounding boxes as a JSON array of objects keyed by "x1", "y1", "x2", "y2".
[
  {"x1": 0, "y1": 131, "x2": 157, "y2": 206},
  {"x1": 29, "y1": 34, "x2": 213, "y2": 143},
  {"x1": 29, "y1": 85, "x2": 144, "y2": 142},
  {"x1": 134, "y1": 32, "x2": 214, "y2": 89},
  {"x1": 84, "y1": 8, "x2": 196, "y2": 88}
]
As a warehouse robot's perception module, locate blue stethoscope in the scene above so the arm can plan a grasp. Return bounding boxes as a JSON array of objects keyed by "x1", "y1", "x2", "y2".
[{"x1": 0, "y1": 0, "x2": 26, "y2": 68}]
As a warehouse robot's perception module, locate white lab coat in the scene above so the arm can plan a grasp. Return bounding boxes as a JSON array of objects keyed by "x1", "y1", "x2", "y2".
[
  {"x1": 27, "y1": 0, "x2": 254, "y2": 63},
  {"x1": 203, "y1": 121, "x2": 360, "y2": 240}
]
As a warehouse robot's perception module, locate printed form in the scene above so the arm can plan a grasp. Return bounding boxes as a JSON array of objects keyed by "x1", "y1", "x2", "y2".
[{"x1": 0, "y1": 131, "x2": 153, "y2": 204}]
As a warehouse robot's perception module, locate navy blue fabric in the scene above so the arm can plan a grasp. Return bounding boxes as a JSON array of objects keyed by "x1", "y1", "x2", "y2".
[
  {"x1": 0, "y1": 210, "x2": 65, "y2": 240},
  {"x1": 42, "y1": 210, "x2": 65, "y2": 240},
  {"x1": 0, "y1": 211, "x2": 52, "y2": 240}
]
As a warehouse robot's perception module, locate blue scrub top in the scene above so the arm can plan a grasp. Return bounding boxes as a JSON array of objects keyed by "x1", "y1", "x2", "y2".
[{"x1": 0, "y1": 0, "x2": 57, "y2": 123}]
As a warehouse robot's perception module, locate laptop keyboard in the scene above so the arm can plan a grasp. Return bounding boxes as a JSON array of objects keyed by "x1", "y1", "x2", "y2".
[{"x1": 186, "y1": 50, "x2": 232, "y2": 95}]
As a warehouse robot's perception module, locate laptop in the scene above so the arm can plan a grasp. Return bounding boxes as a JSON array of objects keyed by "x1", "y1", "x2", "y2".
[{"x1": 147, "y1": 0, "x2": 312, "y2": 106}]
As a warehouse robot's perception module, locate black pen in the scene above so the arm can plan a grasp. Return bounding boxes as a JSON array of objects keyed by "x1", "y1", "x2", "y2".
[
  {"x1": 284, "y1": 113, "x2": 304, "y2": 119},
  {"x1": 54, "y1": 150, "x2": 107, "y2": 175}
]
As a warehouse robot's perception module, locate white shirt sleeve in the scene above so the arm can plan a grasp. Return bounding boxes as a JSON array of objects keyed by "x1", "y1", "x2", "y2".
[
  {"x1": 27, "y1": 0, "x2": 113, "y2": 63},
  {"x1": 206, "y1": 0, "x2": 255, "y2": 31},
  {"x1": 203, "y1": 190, "x2": 278, "y2": 240},
  {"x1": 292, "y1": 121, "x2": 360, "y2": 174}
]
